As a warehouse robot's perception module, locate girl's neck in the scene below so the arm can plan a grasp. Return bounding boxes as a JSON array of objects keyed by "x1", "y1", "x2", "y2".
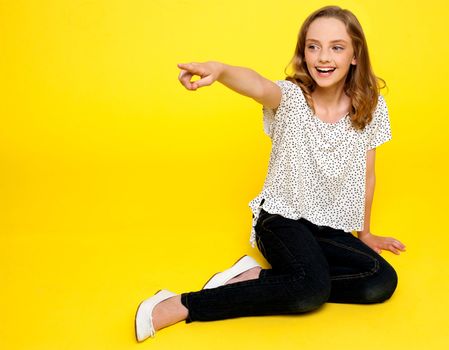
[{"x1": 311, "y1": 82, "x2": 349, "y2": 112}]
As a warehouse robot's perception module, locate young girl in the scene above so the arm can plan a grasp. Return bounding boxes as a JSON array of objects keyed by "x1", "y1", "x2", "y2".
[{"x1": 135, "y1": 5, "x2": 406, "y2": 342}]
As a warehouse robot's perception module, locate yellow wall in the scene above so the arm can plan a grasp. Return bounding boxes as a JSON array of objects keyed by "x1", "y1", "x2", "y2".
[{"x1": 1, "y1": 1, "x2": 448, "y2": 349}]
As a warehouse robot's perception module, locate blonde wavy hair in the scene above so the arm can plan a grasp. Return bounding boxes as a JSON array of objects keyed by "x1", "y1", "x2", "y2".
[{"x1": 284, "y1": 5, "x2": 386, "y2": 131}]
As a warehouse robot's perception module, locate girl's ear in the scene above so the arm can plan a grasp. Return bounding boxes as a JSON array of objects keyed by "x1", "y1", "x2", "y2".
[{"x1": 351, "y1": 56, "x2": 357, "y2": 65}]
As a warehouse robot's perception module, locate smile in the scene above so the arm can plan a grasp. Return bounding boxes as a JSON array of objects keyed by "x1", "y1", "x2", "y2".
[
  {"x1": 315, "y1": 67, "x2": 336, "y2": 77},
  {"x1": 316, "y1": 67, "x2": 336, "y2": 72}
]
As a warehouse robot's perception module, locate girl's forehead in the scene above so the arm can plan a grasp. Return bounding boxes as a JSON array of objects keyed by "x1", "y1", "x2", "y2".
[{"x1": 306, "y1": 17, "x2": 351, "y2": 41}]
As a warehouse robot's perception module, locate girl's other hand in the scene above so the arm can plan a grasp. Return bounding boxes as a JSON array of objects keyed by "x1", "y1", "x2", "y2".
[
  {"x1": 177, "y1": 61, "x2": 223, "y2": 91},
  {"x1": 358, "y1": 232, "x2": 406, "y2": 255}
]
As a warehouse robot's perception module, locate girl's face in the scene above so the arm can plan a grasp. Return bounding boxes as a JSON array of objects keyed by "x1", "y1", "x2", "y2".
[{"x1": 304, "y1": 17, "x2": 357, "y2": 90}]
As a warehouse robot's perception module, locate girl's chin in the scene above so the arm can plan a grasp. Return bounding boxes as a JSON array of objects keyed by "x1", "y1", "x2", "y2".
[
  {"x1": 312, "y1": 75, "x2": 345, "y2": 88},
  {"x1": 314, "y1": 79, "x2": 337, "y2": 86}
]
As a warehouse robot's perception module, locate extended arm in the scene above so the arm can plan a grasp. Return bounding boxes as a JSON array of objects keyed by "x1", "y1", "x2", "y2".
[
  {"x1": 357, "y1": 148, "x2": 406, "y2": 255},
  {"x1": 357, "y1": 148, "x2": 376, "y2": 237},
  {"x1": 177, "y1": 61, "x2": 281, "y2": 109}
]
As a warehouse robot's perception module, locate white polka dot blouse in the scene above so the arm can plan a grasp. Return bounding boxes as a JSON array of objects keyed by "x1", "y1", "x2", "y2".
[{"x1": 248, "y1": 79, "x2": 392, "y2": 247}]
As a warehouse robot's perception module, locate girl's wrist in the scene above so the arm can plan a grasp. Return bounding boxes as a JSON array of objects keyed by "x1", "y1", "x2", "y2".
[
  {"x1": 357, "y1": 230, "x2": 371, "y2": 238},
  {"x1": 208, "y1": 61, "x2": 226, "y2": 80}
]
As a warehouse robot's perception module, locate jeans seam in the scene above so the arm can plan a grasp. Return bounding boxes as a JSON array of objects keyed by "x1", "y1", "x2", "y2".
[
  {"x1": 257, "y1": 215, "x2": 305, "y2": 278},
  {"x1": 259, "y1": 212, "x2": 281, "y2": 227},
  {"x1": 316, "y1": 238, "x2": 380, "y2": 281}
]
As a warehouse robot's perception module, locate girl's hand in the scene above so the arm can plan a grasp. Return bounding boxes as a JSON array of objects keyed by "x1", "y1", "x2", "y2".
[
  {"x1": 177, "y1": 61, "x2": 223, "y2": 91},
  {"x1": 358, "y1": 232, "x2": 406, "y2": 255}
]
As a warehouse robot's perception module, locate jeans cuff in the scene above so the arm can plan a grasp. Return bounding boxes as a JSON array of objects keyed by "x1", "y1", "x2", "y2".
[{"x1": 180, "y1": 292, "x2": 193, "y2": 323}]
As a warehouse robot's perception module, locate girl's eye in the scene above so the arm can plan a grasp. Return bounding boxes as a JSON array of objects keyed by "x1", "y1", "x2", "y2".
[{"x1": 307, "y1": 45, "x2": 344, "y2": 51}]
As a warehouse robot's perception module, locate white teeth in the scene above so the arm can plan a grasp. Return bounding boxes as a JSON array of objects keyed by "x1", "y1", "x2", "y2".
[{"x1": 317, "y1": 67, "x2": 335, "y2": 72}]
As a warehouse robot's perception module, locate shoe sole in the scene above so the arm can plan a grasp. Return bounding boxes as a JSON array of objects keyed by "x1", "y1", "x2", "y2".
[
  {"x1": 135, "y1": 289, "x2": 161, "y2": 342},
  {"x1": 135, "y1": 289, "x2": 177, "y2": 342}
]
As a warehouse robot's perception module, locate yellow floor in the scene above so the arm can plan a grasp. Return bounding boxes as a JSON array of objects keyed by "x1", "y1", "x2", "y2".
[
  {"x1": 2, "y1": 210, "x2": 448, "y2": 350},
  {"x1": 2, "y1": 1, "x2": 449, "y2": 349}
]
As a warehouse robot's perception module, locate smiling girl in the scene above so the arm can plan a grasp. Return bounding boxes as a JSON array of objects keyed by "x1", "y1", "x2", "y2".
[{"x1": 135, "y1": 5, "x2": 406, "y2": 342}]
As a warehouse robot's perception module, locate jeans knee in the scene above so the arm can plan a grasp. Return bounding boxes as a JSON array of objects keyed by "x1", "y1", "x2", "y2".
[
  {"x1": 363, "y1": 265, "x2": 398, "y2": 303},
  {"x1": 286, "y1": 279, "x2": 331, "y2": 313},
  {"x1": 302, "y1": 287, "x2": 330, "y2": 312}
]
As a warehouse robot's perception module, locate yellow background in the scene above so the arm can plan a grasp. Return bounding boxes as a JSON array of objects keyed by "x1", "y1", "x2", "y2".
[{"x1": 1, "y1": 0, "x2": 448, "y2": 349}]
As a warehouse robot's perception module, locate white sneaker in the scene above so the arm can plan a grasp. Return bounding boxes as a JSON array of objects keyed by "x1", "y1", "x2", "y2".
[
  {"x1": 202, "y1": 255, "x2": 261, "y2": 289},
  {"x1": 135, "y1": 289, "x2": 177, "y2": 342}
]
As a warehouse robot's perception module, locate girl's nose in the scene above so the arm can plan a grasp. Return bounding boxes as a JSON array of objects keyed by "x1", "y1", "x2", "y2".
[{"x1": 318, "y1": 49, "x2": 331, "y2": 63}]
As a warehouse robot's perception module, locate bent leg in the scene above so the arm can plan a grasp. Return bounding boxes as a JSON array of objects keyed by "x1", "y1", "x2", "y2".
[
  {"x1": 314, "y1": 227, "x2": 398, "y2": 304},
  {"x1": 180, "y1": 210, "x2": 331, "y2": 322}
]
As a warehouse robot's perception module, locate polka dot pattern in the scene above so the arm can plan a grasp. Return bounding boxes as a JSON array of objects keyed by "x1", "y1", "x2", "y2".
[{"x1": 248, "y1": 80, "x2": 392, "y2": 247}]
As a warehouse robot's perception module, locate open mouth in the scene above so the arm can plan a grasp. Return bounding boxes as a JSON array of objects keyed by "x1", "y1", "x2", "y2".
[
  {"x1": 315, "y1": 67, "x2": 336, "y2": 77},
  {"x1": 315, "y1": 67, "x2": 336, "y2": 73}
]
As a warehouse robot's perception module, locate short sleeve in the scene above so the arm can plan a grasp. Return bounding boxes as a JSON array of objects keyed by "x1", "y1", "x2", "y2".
[
  {"x1": 366, "y1": 95, "x2": 392, "y2": 150},
  {"x1": 262, "y1": 80, "x2": 297, "y2": 138}
]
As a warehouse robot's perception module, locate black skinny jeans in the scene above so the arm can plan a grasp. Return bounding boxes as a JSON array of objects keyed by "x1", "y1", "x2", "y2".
[{"x1": 180, "y1": 208, "x2": 398, "y2": 323}]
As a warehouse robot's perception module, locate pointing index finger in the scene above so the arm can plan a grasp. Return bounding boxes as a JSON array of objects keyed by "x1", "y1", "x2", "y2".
[{"x1": 178, "y1": 63, "x2": 192, "y2": 69}]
